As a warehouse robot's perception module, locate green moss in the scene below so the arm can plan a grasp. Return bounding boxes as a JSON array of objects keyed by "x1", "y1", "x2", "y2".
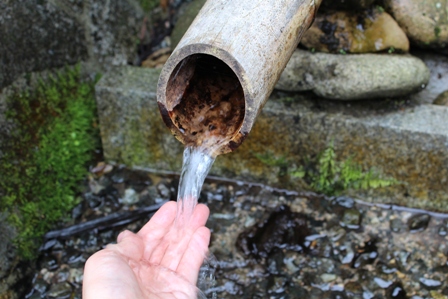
[
  {"x1": 309, "y1": 142, "x2": 397, "y2": 196},
  {"x1": 138, "y1": 0, "x2": 160, "y2": 12},
  {"x1": 434, "y1": 26, "x2": 441, "y2": 38},
  {"x1": 256, "y1": 141, "x2": 397, "y2": 196},
  {"x1": 0, "y1": 65, "x2": 100, "y2": 259}
]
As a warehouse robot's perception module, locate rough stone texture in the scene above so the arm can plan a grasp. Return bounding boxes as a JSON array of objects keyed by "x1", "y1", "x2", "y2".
[
  {"x1": 170, "y1": 0, "x2": 206, "y2": 49},
  {"x1": 95, "y1": 66, "x2": 184, "y2": 171},
  {"x1": 0, "y1": 213, "x2": 30, "y2": 299},
  {"x1": 384, "y1": 0, "x2": 448, "y2": 48},
  {"x1": 96, "y1": 66, "x2": 448, "y2": 212},
  {"x1": 0, "y1": 214, "x2": 16, "y2": 280},
  {"x1": 0, "y1": 0, "x2": 143, "y2": 90},
  {"x1": 0, "y1": 0, "x2": 87, "y2": 89},
  {"x1": 276, "y1": 49, "x2": 430, "y2": 100},
  {"x1": 300, "y1": 9, "x2": 409, "y2": 53}
]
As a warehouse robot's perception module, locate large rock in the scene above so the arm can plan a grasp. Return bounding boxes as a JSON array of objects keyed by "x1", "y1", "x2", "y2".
[
  {"x1": 300, "y1": 9, "x2": 409, "y2": 53},
  {"x1": 275, "y1": 49, "x2": 430, "y2": 100},
  {"x1": 0, "y1": 0, "x2": 144, "y2": 90},
  {"x1": 384, "y1": 0, "x2": 448, "y2": 48},
  {"x1": 95, "y1": 66, "x2": 448, "y2": 212}
]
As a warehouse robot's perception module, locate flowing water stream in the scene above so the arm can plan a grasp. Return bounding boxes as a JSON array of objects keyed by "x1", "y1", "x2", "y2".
[
  {"x1": 176, "y1": 146, "x2": 216, "y2": 224},
  {"x1": 176, "y1": 145, "x2": 219, "y2": 298}
]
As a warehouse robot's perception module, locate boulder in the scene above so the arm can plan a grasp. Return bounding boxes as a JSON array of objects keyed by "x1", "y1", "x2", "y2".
[
  {"x1": 95, "y1": 66, "x2": 448, "y2": 212},
  {"x1": 0, "y1": 0, "x2": 144, "y2": 90},
  {"x1": 384, "y1": 0, "x2": 448, "y2": 48},
  {"x1": 275, "y1": 49, "x2": 430, "y2": 100},
  {"x1": 300, "y1": 9, "x2": 409, "y2": 53}
]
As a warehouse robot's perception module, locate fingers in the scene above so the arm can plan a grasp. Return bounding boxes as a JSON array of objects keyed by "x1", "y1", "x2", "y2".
[
  {"x1": 138, "y1": 201, "x2": 177, "y2": 237},
  {"x1": 83, "y1": 248, "x2": 144, "y2": 299},
  {"x1": 190, "y1": 203, "x2": 210, "y2": 227},
  {"x1": 176, "y1": 226, "x2": 211, "y2": 285},
  {"x1": 108, "y1": 230, "x2": 144, "y2": 261},
  {"x1": 147, "y1": 203, "x2": 210, "y2": 272},
  {"x1": 137, "y1": 201, "x2": 177, "y2": 260}
]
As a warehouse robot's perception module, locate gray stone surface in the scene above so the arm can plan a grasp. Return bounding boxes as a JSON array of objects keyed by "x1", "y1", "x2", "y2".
[
  {"x1": 0, "y1": 0, "x2": 87, "y2": 89},
  {"x1": 276, "y1": 49, "x2": 430, "y2": 100},
  {"x1": 96, "y1": 66, "x2": 448, "y2": 212},
  {"x1": 0, "y1": 0, "x2": 144, "y2": 90},
  {"x1": 0, "y1": 213, "x2": 20, "y2": 299},
  {"x1": 95, "y1": 66, "x2": 184, "y2": 170}
]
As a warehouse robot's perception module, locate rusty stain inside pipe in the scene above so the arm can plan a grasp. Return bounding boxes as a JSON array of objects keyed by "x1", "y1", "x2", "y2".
[{"x1": 165, "y1": 54, "x2": 245, "y2": 152}]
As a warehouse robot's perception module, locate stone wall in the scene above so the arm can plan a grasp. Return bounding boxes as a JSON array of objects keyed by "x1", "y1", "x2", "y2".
[
  {"x1": 0, "y1": 1, "x2": 145, "y2": 297},
  {"x1": 0, "y1": 0, "x2": 144, "y2": 90}
]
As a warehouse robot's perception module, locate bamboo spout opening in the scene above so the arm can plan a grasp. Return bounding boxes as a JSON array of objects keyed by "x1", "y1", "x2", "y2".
[{"x1": 163, "y1": 54, "x2": 246, "y2": 153}]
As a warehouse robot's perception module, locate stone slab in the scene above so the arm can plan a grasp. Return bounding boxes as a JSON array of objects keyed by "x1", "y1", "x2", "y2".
[{"x1": 95, "y1": 66, "x2": 448, "y2": 212}]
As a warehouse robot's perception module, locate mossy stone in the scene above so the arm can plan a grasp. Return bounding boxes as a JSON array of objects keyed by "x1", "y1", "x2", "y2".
[
  {"x1": 96, "y1": 66, "x2": 448, "y2": 212},
  {"x1": 170, "y1": 0, "x2": 207, "y2": 49}
]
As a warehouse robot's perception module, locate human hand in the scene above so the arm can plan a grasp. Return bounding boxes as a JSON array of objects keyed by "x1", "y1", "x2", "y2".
[{"x1": 82, "y1": 201, "x2": 211, "y2": 299}]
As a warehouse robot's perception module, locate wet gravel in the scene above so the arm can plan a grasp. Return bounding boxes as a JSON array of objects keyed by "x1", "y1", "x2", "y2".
[{"x1": 25, "y1": 165, "x2": 448, "y2": 299}]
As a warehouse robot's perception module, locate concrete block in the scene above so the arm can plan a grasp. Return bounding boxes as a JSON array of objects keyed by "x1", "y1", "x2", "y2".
[{"x1": 95, "y1": 66, "x2": 448, "y2": 211}]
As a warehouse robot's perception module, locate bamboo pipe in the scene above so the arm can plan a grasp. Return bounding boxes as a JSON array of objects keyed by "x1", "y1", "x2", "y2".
[{"x1": 157, "y1": 0, "x2": 321, "y2": 156}]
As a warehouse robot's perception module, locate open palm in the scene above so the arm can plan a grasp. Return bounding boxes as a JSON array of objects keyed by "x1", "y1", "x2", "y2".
[{"x1": 83, "y1": 201, "x2": 211, "y2": 299}]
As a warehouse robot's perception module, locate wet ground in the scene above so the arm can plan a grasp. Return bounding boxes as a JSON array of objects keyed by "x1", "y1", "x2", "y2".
[{"x1": 25, "y1": 165, "x2": 448, "y2": 299}]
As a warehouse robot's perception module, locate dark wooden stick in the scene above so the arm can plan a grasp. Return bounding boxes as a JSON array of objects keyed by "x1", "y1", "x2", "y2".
[{"x1": 44, "y1": 201, "x2": 167, "y2": 240}]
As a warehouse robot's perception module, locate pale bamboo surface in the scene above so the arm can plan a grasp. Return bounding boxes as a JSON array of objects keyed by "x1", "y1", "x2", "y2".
[{"x1": 157, "y1": 0, "x2": 321, "y2": 154}]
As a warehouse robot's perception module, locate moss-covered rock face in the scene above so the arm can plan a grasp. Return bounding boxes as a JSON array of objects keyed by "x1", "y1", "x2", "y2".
[
  {"x1": 96, "y1": 66, "x2": 448, "y2": 212},
  {"x1": 0, "y1": 65, "x2": 100, "y2": 259}
]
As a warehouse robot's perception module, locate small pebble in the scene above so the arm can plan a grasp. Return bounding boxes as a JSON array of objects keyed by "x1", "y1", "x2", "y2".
[
  {"x1": 121, "y1": 188, "x2": 139, "y2": 205},
  {"x1": 408, "y1": 214, "x2": 430, "y2": 232}
]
